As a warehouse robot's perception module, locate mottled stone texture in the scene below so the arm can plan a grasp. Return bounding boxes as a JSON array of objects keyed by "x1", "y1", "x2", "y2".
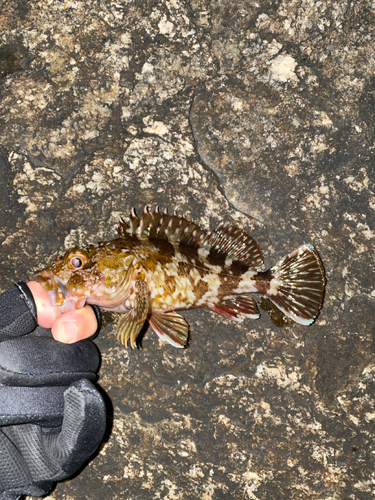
[{"x1": 0, "y1": 0, "x2": 374, "y2": 498}]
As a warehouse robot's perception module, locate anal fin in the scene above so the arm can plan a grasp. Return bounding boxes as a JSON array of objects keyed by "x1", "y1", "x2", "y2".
[
  {"x1": 149, "y1": 311, "x2": 189, "y2": 348},
  {"x1": 209, "y1": 295, "x2": 260, "y2": 322}
]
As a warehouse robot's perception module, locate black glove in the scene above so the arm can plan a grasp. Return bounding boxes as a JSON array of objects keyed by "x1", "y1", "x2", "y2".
[{"x1": 0, "y1": 283, "x2": 106, "y2": 500}]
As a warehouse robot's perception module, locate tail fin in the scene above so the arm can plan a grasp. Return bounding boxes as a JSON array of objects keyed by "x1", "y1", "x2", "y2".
[{"x1": 266, "y1": 244, "x2": 325, "y2": 325}]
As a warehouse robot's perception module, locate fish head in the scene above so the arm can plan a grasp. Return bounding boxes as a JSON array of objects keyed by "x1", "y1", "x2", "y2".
[{"x1": 34, "y1": 243, "x2": 135, "y2": 312}]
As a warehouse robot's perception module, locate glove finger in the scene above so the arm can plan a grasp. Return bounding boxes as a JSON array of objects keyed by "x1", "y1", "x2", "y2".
[
  {"x1": 0, "y1": 429, "x2": 31, "y2": 492},
  {"x1": 1, "y1": 424, "x2": 55, "y2": 496},
  {"x1": 0, "y1": 386, "x2": 66, "y2": 427},
  {"x1": 0, "y1": 425, "x2": 54, "y2": 497},
  {"x1": 0, "y1": 380, "x2": 106, "y2": 492},
  {"x1": 0, "y1": 491, "x2": 23, "y2": 499},
  {"x1": 46, "y1": 379, "x2": 106, "y2": 481},
  {"x1": 0, "y1": 285, "x2": 36, "y2": 342},
  {"x1": 0, "y1": 337, "x2": 100, "y2": 387}
]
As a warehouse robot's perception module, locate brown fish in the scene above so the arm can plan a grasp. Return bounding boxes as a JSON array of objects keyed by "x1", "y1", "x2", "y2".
[{"x1": 34, "y1": 207, "x2": 326, "y2": 348}]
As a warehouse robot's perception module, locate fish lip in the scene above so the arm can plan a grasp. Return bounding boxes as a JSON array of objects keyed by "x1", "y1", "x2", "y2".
[
  {"x1": 53, "y1": 277, "x2": 82, "y2": 311},
  {"x1": 34, "y1": 269, "x2": 65, "y2": 291},
  {"x1": 33, "y1": 269, "x2": 54, "y2": 293},
  {"x1": 34, "y1": 269, "x2": 51, "y2": 281},
  {"x1": 34, "y1": 270, "x2": 86, "y2": 312},
  {"x1": 33, "y1": 270, "x2": 67, "y2": 308},
  {"x1": 54, "y1": 276, "x2": 68, "y2": 296}
]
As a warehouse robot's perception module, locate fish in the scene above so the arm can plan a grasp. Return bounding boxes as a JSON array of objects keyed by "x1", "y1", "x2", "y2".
[{"x1": 34, "y1": 207, "x2": 326, "y2": 348}]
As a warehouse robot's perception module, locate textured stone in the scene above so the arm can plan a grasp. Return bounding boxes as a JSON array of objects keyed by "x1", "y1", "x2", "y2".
[{"x1": 0, "y1": 0, "x2": 374, "y2": 499}]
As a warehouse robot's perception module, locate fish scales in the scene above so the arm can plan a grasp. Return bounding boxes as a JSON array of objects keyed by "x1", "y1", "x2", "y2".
[
  {"x1": 127, "y1": 238, "x2": 243, "y2": 311},
  {"x1": 34, "y1": 206, "x2": 326, "y2": 348}
]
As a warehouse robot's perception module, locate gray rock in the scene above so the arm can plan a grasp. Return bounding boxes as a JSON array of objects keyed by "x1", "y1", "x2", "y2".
[{"x1": 0, "y1": 0, "x2": 374, "y2": 498}]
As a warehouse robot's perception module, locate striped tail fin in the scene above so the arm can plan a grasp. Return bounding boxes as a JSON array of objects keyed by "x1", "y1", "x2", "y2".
[{"x1": 266, "y1": 244, "x2": 325, "y2": 325}]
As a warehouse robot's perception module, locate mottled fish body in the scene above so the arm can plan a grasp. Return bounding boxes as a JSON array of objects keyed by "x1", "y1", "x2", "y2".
[{"x1": 34, "y1": 207, "x2": 326, "y2": 348}]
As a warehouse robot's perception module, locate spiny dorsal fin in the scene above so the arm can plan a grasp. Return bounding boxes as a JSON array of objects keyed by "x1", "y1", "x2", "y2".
[
  {"x1": 204, "y1": 223, "x2": 264, "y2": 268},
  {"x1": 118, "y1": 208, "x2": 264, "y2": 268},
  {"x1": 117, "y1": 206, "x2": 206, "y2": 247}
]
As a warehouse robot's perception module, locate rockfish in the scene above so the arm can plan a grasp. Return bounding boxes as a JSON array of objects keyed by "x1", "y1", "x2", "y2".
[{"x1": 34, "y1": 207, "x2": 326, "y2": 348}]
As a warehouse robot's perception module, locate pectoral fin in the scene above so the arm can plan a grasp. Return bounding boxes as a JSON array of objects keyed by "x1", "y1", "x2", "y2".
[
  {"x1": 117, "y1": 279, "x2": 150, "y2": 348},
  {"x1": 209, "y1": 295, "x2": 260, "y2": 322},
  {"x1": 148, "y1": 311, "x2": 189, "y2": 348}
]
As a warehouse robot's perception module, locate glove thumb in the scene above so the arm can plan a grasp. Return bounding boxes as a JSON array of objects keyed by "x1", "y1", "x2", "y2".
[{"x1": 47, "y1": 379, "x2": 106, "y2": 481}]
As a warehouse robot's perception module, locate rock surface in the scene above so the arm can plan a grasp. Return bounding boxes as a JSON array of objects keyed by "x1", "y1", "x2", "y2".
[{"x1": 0, "y1": 0, "x2": 374, "y2": 498}]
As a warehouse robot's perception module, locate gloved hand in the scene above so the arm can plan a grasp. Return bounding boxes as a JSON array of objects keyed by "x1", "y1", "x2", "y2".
[{"x1": 0, "y1": 283, "x2": 106, "y2": 500}]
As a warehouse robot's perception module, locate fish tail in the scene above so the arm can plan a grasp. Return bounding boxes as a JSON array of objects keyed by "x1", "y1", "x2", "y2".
[{"x1": 266, "y1": 244, "x2": 325, "y2": 325}]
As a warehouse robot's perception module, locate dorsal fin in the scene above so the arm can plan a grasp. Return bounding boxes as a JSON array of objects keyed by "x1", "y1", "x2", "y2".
[
  {"x1": 117, "y1": 206, "x2": 207, "y2": 248},
  {"x1": 117, "y1": 208, "x2": 264, "y2": 268},
  {"x1": 203, "y1": 223, "x2": 264, "y2": 268}
]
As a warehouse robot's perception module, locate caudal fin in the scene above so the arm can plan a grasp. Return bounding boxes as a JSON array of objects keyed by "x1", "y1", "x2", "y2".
[{"x1": 266, "y1": 244, "x2": 325, "y2": 325}]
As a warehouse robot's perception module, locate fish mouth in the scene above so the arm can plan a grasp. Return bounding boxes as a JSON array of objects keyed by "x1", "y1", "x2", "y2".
[
  {"x1": 33, "y1": 270, "x2": 63, "y2": 305},
  {"x1": 33, "y1": 270, "x2": 85, "y2": 312}
]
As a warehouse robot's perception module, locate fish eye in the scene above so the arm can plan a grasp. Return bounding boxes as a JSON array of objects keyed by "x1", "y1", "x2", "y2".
[{"x1": 68, "y1": 252, "x2": 88, "y2": 270}]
